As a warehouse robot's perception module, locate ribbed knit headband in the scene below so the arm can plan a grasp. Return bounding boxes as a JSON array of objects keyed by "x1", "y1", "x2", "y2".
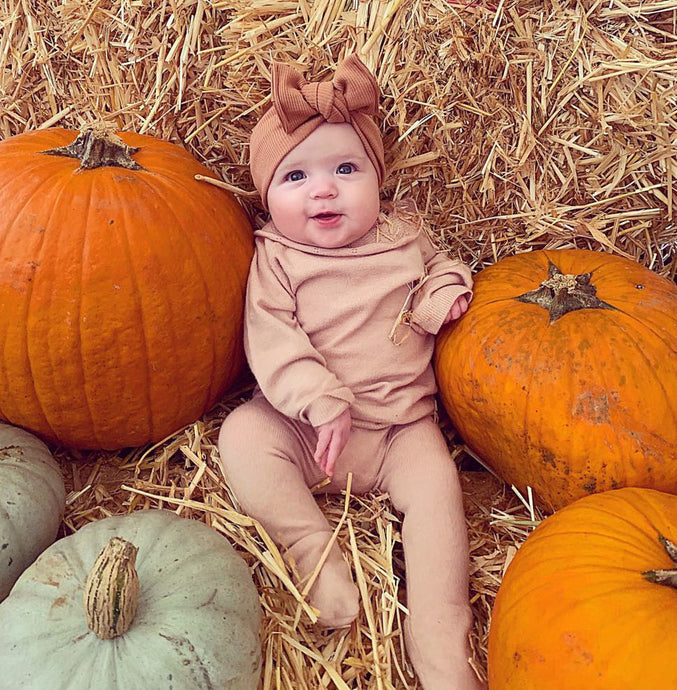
[{"x1": 249, "y1": 54, "x2": 385, "y2": 209}]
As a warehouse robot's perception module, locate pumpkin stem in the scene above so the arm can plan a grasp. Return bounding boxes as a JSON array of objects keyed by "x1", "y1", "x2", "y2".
[
  {"x1": 642, "y1": 535, "x2": 677, "y2": 590},
  {"x1": 84, "y1": 536, "x2": 140, "y2": 639},
  {"x1": 515, "y1": 260, "x2": 616, "y2": 323},
  {"x1": 42, "y1": 123, "x2": 142, "y2": 171}
]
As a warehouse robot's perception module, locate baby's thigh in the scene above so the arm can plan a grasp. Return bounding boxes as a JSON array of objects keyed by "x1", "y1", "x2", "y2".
[
  {"x1": 217, "y1": 396, "x2": 323, "y2": 488},
  {"x1": 328, "y1": 426, "x2": 387, "y2": 495},
  {"x1": 379, "y1": 417, "x2": 462, "y2": 513}
]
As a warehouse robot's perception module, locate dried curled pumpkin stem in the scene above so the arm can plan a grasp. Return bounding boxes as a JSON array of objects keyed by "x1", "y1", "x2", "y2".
[
  {"x1": 84, "y1": 536, "x2": 140, "y2": 639},
  {"x1": 42, "y1": 123, "x2": 142, "y2": 171},
  {"x1": 516, "y1": 260, "x2": 616, "y2": 323},
  {"x1": 642, "y1": 535, "x2": 677, "y2": 589}
]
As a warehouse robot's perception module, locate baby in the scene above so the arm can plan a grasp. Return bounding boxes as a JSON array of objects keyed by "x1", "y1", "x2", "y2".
[{"x1": 218, "y1": 55, "x2": 481, "y2": 689}]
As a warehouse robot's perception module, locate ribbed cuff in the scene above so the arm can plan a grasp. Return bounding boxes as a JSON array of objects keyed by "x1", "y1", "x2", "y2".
[
  {"x1": 306, "y1": 394, "x2": 353, "y2": 428},
  {"x1": 410, "y1": 286, "x2": 472, "y2": 334}
]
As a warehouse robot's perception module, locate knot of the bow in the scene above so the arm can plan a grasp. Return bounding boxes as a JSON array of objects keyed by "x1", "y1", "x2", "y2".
[{"x1": 272, "y1": 54, "x2": 379, "y2": 134}]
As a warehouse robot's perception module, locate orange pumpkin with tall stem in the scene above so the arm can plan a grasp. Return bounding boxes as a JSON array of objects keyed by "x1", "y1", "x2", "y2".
[{"x1": 0, "y1": 125, "x2": 253, "y2": 449}]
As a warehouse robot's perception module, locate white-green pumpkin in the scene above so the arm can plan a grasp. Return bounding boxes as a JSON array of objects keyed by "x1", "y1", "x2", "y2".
[
  {"x1": 0, "y1": 422, "x2": 66, "y2": 601},
  {"x1": 0, "y1": 509, "x2": 262, "y2": 689}
]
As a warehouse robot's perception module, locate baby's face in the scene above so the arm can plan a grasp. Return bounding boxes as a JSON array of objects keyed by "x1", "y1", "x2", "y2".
[{"x1": 267, "y1": 123, "x2": 380, "y2": 248}]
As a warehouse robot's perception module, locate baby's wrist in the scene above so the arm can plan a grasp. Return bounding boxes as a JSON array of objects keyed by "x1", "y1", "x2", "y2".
[{"x1": 307, "y1": 397, "x2": 352, "y2": 428}]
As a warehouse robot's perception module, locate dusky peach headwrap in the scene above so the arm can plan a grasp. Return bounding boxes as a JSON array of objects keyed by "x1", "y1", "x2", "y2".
[{"x1": 249, "y1": 54, "x2": 385, "y2": 208}]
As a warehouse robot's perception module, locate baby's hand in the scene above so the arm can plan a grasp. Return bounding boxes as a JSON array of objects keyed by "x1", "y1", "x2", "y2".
[
  {"x1": 442, "y1": 294, "x2": 470, "y2": 325},
  {"x1": 313, "y1": 408, "x2": 351, "y2": 478}
]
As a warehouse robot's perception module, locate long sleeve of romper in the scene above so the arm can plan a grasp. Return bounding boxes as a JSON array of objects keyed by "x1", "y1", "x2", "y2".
[
  {"x1": 244, "y1": 245, "x2": 355, "y2": 427},
  {"x1": 409, "y1": 231, "x2": 474, "y2": 335}
]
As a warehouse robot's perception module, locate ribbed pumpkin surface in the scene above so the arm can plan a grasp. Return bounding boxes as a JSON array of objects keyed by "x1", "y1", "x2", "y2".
[
  {"x1": 488, "y1": 487, "x2": 677, "y2": 690},
  {"x1": 0, "y1": 423, "x2": 65, "y2": 600},
  {"x1": 0, "y1": 128, "x2": 253, "y2": 449},
  {"x1": 435, "y1": 249, "x2": 677, "y2": 511},
  {"x1": 0, "y1": 510, "x2": 262, "y2": 689}
]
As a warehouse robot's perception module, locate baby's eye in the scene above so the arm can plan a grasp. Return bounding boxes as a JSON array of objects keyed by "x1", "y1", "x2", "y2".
[
  {"x1": 337, "y1": 163, "x2": 355, "y2": 175},
  {"x1": 286, "y1": 170, "x2": 305, "y2": 182}
]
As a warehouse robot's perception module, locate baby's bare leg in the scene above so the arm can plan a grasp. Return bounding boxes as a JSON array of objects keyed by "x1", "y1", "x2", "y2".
[
  {"x1": 378, "y1": 418, "x2": 483, "y2": 690},
  {"x1": 217, "y1": 397, "x2": 359, "y2": 628}
]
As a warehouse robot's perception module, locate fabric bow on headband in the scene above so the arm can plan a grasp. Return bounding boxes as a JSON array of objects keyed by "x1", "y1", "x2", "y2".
[
  {"x1": 272, "y1": 53, "x2": 380, "y2": 133},
  {"x1": 249, "y1": 54, "x2": 386, "y2": 208}
]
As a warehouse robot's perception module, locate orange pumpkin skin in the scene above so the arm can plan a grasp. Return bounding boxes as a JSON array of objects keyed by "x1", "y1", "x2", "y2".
[
  {"x1": 0, "y1": 128, "x2": 253, "y2": 449},
  {"x1": 487, "y1": 487, "x2": 677, "y2": 690},
  {"x1": 434, "y1": 249, "x2": 677, "y2": 511}
]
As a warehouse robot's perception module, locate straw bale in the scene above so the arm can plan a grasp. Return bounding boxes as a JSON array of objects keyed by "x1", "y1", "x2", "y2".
[
  {"x1": 1, "y1": 0, "x2": 675, "y2": 273},
  {"x1": 2, "y1": 0, "x2": 675, "y2": 686}
]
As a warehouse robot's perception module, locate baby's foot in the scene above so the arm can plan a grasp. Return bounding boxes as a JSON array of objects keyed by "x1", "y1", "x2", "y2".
[
  {"x1": 404, "y1": 608, "x2": 484, "y2": 690},
  {"x1": 308, "y1": 559, "x2": 359, "y2": 628},
  {"x1": 287, "y1": 532, "x2": 360, "y2": 628}
]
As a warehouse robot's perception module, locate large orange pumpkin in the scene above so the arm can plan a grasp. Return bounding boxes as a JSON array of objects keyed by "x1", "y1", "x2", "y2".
[
  {"x1": 488, "y1": 487, "x2": 677, "y2": 690},
  {"x1": 0, "y1": 125, "x2": 253, "y2": 449},
  {"x1": 435, "y1": 249, "x2": 676, "y2": 511}
]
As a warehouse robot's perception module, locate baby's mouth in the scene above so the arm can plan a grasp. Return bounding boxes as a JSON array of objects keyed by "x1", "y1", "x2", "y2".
[{"x1": 311, "y1": 212, "x2": 343, "y2": 226}]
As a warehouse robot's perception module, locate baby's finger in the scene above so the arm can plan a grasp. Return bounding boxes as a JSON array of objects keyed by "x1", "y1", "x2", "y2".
[
  {"x1": 452, "y1": 296, "x2": 468, "y2": 320},
  {"x1": 325, "y1": 430, "x2": 349, "y2": 477},
  {"x1": 314, "y1": 430, "x2": 330, "y2": 467},
  {"x1": 324, "y1": 440, "x2": 338, "y2": 477}
]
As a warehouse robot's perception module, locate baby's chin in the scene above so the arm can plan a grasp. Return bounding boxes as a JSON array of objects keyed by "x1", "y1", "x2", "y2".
[
  {"x1": 273, "y1": 217, "x2": 376, "y2": 248},
  {"x1": 314, "y1": 229, "x2": 371, "y2": 249}
]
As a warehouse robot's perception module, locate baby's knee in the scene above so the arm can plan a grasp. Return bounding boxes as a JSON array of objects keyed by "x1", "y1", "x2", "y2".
[
  {"x1": 217, "y1": 402, "x2": 268, "y2": 470},
  {"x1": 389, "y1": 458, "x2": 462, "y2": 513},
  {"x1": 218, "y1": 406, "x2": 244, "y2": 455}
]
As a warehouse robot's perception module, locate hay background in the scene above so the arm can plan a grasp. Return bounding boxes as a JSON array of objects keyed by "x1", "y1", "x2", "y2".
[{"x1": 1, "y1": 0, "x2": 675, "y2": 687}]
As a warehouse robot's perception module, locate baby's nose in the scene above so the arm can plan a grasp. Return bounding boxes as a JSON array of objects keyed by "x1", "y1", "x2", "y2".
[{"x1": 309, "y1": 174, "x2": 338, "y2": 198}]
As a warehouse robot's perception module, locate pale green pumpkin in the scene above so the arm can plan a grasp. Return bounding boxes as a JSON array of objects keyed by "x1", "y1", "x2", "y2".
[
  {"x1": 0, "y1": 509, "x2": 262, "y2": 689},
  {"x1": 0, "y1": 422, "x2": 66, "y2": 601}
]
